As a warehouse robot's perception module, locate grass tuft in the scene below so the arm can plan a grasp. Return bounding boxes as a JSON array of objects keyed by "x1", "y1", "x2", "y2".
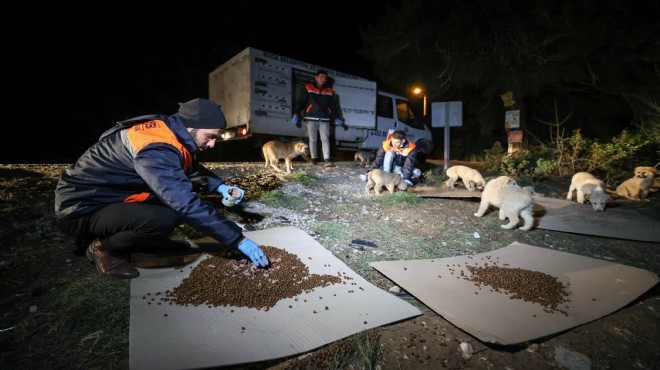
[
  {"x1": 310, "y1": 221, "x2": 353, "y2": 245},
  {"x1": 376, "y1": 191, "x2": 422, "y2": 205},
  {"x1": 257, "y1": 190, "x2": 308, "y2": 209},
  {"x1": 284, "y1": 171, "x2": 323, "y2": 185}
]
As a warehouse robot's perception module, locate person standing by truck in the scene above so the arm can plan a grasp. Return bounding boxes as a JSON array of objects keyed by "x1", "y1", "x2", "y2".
[{"x1": 291, "y1": 69, "x2": 343, "y2": 167}]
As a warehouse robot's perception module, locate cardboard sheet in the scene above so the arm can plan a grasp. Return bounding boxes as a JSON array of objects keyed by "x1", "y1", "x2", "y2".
[
  {"x1": 410, "y1": 186, "x2": 659, "y2": 242},
  {"x1": 532, "y1": 196, "x2": 660, "y2": 242},
  {"x1": 130, "y1": 226, "x2": 421, "y2": 369},
  {"x1": 370, "y1": 242, "x2": 658, "y2": 345},
  {"x1": 410, "y1": 185, "x2": 481, "y2": 198}
]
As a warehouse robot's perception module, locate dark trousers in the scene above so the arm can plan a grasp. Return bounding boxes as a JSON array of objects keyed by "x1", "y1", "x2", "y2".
[{"x1": 58, "y1": 203, "x2": 180, "y2": 253}]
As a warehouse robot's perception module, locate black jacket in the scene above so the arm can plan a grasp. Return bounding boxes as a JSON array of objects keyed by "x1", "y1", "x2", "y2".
[{"x1": 294, "y1": 82, "x2": 340, "y2": 121}]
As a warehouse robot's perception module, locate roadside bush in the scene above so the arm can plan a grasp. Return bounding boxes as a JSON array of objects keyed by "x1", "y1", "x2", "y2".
[
  {"x1": 482, "y1": 141, "x2": 505, "y2": 172},
  {"x1": 563, "y1": 130, "x2": 657, "y2": 180},
  {"x1": 489, "y1": 128, "x2": 657, "y2": 182},
  {"x1": 501, "y1": 147, "x2": 556, "y2": 179}
]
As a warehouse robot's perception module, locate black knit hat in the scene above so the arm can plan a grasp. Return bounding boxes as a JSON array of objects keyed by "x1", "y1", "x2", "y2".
[{"x1": 178, "y1": 98, "x2": 227, "y2": 129}]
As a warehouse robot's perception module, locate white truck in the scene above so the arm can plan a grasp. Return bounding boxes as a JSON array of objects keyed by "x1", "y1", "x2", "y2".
[{"x1": 209, "y1": 47, "x2": 434, "y2": 161}]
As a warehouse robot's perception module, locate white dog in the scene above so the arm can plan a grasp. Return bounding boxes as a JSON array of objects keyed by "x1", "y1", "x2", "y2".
[
  {"x1": 445, "y1": 165, "x2": 486, "y2": 191},
  {"x1": 566, "y1": 172, "x2": 609, "y2": 211},
  {"x1": 474, "y1": 176, "x2": 534, "y2": 231}
]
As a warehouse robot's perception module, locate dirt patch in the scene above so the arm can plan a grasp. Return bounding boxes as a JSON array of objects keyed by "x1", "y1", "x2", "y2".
[{"x1": 1, "y1": 161, "x2": 659, "y2": 369}]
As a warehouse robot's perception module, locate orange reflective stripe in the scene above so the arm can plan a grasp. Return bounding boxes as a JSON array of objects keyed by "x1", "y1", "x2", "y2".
[
  {"x1": 305, "y1": 84, "x2": 333, "y2": 95},
  {"x1": 126, "y1": 120, "x2": 193, "y2": 169},
  {"x1": 383, "y1": 139, "x2": 416, "y2": 155},
  {"x1": 124, "y1": 192, "x2": 151, "y2": 203},
  {"x1": 305, "y1": 84, "x2": 320, "y2": 93}
]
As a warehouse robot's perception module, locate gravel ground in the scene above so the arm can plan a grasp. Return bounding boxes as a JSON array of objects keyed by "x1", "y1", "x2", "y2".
[{"x1": 1, "y1": 161, "x2": 659, "y2": 369}]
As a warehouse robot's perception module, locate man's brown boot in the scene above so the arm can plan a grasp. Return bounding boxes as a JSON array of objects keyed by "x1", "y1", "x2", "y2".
[{"x1": 85, "y1": 239, "x2": 139, "y2": 279}]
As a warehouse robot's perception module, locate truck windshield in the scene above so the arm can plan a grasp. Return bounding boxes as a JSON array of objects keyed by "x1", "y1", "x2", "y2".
[{"x1": 396, "y1": 99, "x2": 425, "y2": 130}]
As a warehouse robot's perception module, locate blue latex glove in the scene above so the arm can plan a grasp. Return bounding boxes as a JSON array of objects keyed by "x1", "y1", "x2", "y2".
[
  {"x1": 336, "y1": 118, "x2": 343, "y2": 125},
  {"x1": 404, "y1": 179, "x2": 414, "y2": 187},
  {"x1": 238, "y1": 237, "x2": 269, "y2": 267},
  {"x1": 291, "y1": 115, "x2": 299, "y2": 124},
  {"x1": 217, "y1": 184, "x2": 245, "y2": 205}
]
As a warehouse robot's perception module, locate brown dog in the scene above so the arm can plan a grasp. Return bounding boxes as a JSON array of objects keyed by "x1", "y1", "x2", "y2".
[
  {"x1": 354, "y1": 150, "x2": 375, "y2": 167},
  {"x1": 365, "y1": 169, "x2": 409, "y2": 195},
  {"x1": 262, "y1": 140, "x2": 309, "y2": 174},
  {"x1": 615, "y1": 176, "x2": 654, "y2": 201}
]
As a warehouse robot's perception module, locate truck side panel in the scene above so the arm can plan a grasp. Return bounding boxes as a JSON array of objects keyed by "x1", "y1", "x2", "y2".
[
  {"x1": 333, "y1": 76, "x2": 377, "y2": 130},
  {"x1": 249, "y1": 54, "x2": 308, "y2": 138},
  {"x1": 209, "y1": 49, "x2": 251, "y2": 130}
]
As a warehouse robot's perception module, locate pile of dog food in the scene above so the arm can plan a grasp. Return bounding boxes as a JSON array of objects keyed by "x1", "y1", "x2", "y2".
[
  {"x1": 163, "y1": 246, "x2": 342, "y2": 310},
  {"x1": 464, "y1": 264, "x2": 570, "y2": 315}
]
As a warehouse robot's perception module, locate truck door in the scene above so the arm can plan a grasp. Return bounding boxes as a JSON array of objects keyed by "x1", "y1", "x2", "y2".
[{"x1": 332, "y1": 77, "x2": 377, "y2": 129}]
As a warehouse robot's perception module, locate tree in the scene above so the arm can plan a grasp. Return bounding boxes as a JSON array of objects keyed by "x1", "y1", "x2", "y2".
[{"x1": 360, "y1": 0, "x2": 660, "y2": 147}]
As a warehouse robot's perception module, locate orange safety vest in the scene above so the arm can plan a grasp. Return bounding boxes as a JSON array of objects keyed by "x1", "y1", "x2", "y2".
[
  {"x1": 304, "y1": 83, "x2": 335, "y2": 116},
  {"x1": 382, "y1": 134, "x2": 416, "y2": 156},
  {"x1": 123, "y1": 119, "x2": 193, "y2": 202}
]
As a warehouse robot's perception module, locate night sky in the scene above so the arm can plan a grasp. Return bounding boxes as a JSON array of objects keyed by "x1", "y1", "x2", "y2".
[{"x1": 4, "y1": 2, "x2": 392, "y2": 163}]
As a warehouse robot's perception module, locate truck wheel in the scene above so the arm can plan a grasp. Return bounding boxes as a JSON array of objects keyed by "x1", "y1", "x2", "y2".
[{"x1": 415, "y1": 139, "x2": 432, "y2": 164}]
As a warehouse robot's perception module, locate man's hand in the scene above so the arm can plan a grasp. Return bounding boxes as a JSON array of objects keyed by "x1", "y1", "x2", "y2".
[
  {"x1": 217, "y1": 184, "x2": 245, "y2": 205},
  {"x1": 238, "y1": 237, "x2": 269, "y2": 267},
  {"x1": 291, "y1": 115, "x2": 299, "y2": 124}
]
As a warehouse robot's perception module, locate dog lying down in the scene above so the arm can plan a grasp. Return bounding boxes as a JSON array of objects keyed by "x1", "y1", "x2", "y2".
[
  {"x1": 474, "y1": 176, "x2": 534, "y2": 231},
  {"x1": 365, "y1": 169, "x2": 408, "y2": 195},
  {"x1": 445, "y1": 165, "x2": 486, "y2": 191},
  {"x1": 566, "y1": 172, "x2": 609, "y2": 211},
  {"x1": 615, "y1": 176, "x2": 654, "y2": 201}
]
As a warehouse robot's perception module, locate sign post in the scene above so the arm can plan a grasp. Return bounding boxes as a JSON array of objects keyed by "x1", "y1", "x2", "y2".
[
  {"x1": 500, "y1": 91, "x2": 525, "y2": 154},
  {"x1": 431, "y1": 101, "x2": 463, "y2": 171}
]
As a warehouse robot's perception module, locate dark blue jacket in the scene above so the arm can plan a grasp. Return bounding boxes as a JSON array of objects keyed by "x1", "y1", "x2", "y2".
[
  {"x1": 369, "y1": 138, "x2": 418, "y2": 181},
  {"x1": 55, "y1": 114, "x2": 243, "y2": 245}
]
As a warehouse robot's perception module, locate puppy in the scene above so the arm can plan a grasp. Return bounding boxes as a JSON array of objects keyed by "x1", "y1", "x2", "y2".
[
  {"x1": 634, "y1": 165, "x2": 658, "y2": 179},
  {"x1": 474, "y1": 176, "x2": 534, "y2": 231},
  {"x1": 365, "y1": 169, "x2": 409, "y2": 195},
  {"x1": 615, "y1": 176, "x2": 654, "y2": 201},
  {"x1": 445, "y1": 165, "x2": 486, "y2": 191},
  {"x1": 262, "y1": 140, "x2": 309, "y2": 174},
  {"x1": 566, "y1": 172, "x2": 609, "y2": 211},
  {"x1": 354, "y1": 150, "x2": 375, "y2": 167}
]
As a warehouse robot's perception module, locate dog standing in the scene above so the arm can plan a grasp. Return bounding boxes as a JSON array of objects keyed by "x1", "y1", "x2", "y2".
[
  {"x1": 445, "y1": 165, "x2": 486, "y2": 191},
  {"x1": 262, "y1": 140, "x2": 309, "y2": 174},
  {"x1": 365, "y1": 169, "x2": 409, "y2": 195},
  {"x1": 474, "y1": 176, "x2": 534, "y2": 231},
  {"x1": 566, "y1": 172, "x2": 609, "y2": 211},
  {"x1": 354, "y1": 150, "x2": 375, "y2": 167}
]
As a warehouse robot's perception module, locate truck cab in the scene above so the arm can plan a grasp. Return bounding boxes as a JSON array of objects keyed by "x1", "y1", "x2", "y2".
[{"x1": 356, "y1": 91, "x2": 432, "y2": 162}]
